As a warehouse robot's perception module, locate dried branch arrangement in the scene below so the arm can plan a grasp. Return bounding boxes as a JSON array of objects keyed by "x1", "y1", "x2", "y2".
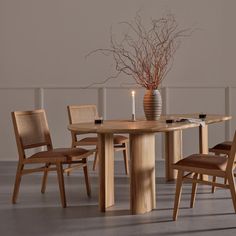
[{"x1": 88, "y1": 14, "x2": 192, "y2": 89}]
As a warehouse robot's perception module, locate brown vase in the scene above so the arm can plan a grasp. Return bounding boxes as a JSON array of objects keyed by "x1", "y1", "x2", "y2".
[{"x1": 143, "y1": 89, "x2": 162, "y2": 120}]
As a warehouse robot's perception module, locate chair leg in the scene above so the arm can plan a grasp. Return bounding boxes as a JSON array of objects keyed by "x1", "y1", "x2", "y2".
[
  {"x1": 224, "y1": 177, "x2": 227, "y2": 184},
  {"x1": 123, "y1": 143, "x2": 129, "y2": 175},
  {"x1": 173, "y1": 170, "x2": 184, "y2": 221},
  {"x1": 227, "y1": 172, "x2": 236, "y2": 213},
  {"x1": 190, "y1": 173, "x2": 198, "y2": 208},
  {"x1": 67, "y1": 143, "x2": 76, "y2": 176},
  {"x1": 211, "y1": 176, "x2": 217, "y2": 193},
  {"x1": 56, "y1": 163, "x2": 67, "y2": 208},
  {"x1": 67, "y1": 164, "x2": 72, "y2": 176},
  {"x1": 83, "y1": 158, "x2": 91, "y2": 197},
  {"x1": 41, "y1": 163, "x2": 50, "y2": 193},
  {"x1": 12, "y1": 162, "x2": 24, "y2": 204},
  {"x1": 92, "y1": 148, "x2": 99, "y2": 171}
]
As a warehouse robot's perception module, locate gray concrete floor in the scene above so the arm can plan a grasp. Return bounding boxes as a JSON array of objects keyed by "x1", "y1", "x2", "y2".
[{"x1": 0, "y1": 161, "x2": 236, "y2": 236}]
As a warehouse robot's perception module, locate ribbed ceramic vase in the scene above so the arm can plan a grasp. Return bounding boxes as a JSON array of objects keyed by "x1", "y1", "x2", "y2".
[{"x1": 143, "y1": 89, "x2": 162, "y2": 120}]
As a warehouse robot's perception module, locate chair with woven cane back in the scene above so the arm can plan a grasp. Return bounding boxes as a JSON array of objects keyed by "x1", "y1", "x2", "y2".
[
  {"x1": 11, "y1": 109, "x2": 94, "y2": 208},
  {"x1": 67, "y1": 105, "x2": 129, "y2": 174},
  {"x1": 172, "y1": 130, "x2": 236, "y2": 221}
]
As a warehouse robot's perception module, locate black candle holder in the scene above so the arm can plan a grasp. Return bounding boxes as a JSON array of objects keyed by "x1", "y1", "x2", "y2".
[
  {"x1": 166, "y1": 119, "x2": 174, "y2": 124},
  {"x1": 199, "y1": 114, "x2": 206, "y2": 119},
  {"x1": 94, "y1": 118, "x2": 103, "y2": 124}
]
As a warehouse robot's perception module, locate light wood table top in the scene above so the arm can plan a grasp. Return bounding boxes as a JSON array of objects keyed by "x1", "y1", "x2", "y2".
[{"x1": 68, "y1": 114, "x2": 231, "y2": 134}]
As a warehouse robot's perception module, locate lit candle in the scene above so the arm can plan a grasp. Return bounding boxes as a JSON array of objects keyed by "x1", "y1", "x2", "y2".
[{"x1": 131, "y1": 90, "x2": 135, "y2": 120}]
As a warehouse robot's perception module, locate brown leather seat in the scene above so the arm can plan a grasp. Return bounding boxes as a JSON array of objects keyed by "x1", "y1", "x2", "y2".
[
  {"x1": 78, "y1": 135, "x2": 128, "y2": 146},
  {"x1": 114, "y1": 135, "x2": 129, "y2": 144},
  {"x1": 209, "y1": 141, "x2": 232, "y2": 154},
  {"x1": 174, "y1": 154, "x2": 228, "y2": 171},
  {"x1": 30, "y1": 148, "x2": 91, "y2": 161}
]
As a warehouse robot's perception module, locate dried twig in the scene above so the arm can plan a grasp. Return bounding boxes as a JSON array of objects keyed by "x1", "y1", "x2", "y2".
[{"x1": 87, "y1": 13, "x2": 192, "y2": 89}]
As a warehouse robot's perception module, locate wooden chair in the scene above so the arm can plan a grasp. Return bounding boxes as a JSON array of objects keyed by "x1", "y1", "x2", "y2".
[
  {"x1": 172, "y1": 131, "x2": 236, "y2": 221},
  {"x1": 11, "y1": 109, "x2": 94, "y2": 208},
  {"x1": 209, "y1": 141, "x2": 236, "y2": 192},
  {"x1": 67, "y1": 105, "x2": 129, "y2": 174}
]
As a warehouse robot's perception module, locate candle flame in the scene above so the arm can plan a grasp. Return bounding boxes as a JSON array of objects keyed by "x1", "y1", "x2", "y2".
[{"x1": 131, "y1": 90, "x2": 135, "y2": 96}]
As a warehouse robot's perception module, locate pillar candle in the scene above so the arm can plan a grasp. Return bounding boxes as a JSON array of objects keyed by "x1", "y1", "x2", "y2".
[{"x1": 131, "y1": 90, "x2": 135, "y2": 117}]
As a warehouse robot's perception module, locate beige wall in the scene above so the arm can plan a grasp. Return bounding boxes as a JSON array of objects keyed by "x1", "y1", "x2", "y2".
[
  {"x1": 0, "y1": 0, "x2": 236, "y2": 160},
  {"x1": 1, "y1": 0, "x2": 236, "y2": 87}
]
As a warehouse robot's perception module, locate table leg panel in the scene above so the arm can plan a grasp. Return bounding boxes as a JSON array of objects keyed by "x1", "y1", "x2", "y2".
[
  {"x1": 165, "y1": 130, "x2": 183, "y2": 181},
  {"x1": 130, "y1": 133, "x2": 156, "y2": 214},
  {"x1": 199, "y1": 125, "x2": 209, "y2": 154},
  {"x1": 199, "y1": 125, "x2": 209, "y2": 180},
  {"x1": 98, "y1": 133, "x2": 114, "y2": 211}
]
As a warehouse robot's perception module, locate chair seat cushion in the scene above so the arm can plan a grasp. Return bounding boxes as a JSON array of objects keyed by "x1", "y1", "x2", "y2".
[
  {"x1": 174, "y1": 154, "x2": 228, "y2": 171},
  {"x1": 78, "y1": 135, "x2": 128, "y2": 145},
  {"x1": 114, "y1": 135, "x2": 129, "y2": 144},
  {"x1": 78, "y1": 137, "x2": 98, "y2": 145},
  {"x1": 30, "y1": 147, "x2": 90, "y2": 160},
  {"x1": 210, "y1": 141, "x2": 232, "y2": 152}
]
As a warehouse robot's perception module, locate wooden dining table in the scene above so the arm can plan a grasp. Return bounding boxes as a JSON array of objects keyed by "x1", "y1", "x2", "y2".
[{"x1": 68, "y1": 114, "x2": 231, "y2": 215}]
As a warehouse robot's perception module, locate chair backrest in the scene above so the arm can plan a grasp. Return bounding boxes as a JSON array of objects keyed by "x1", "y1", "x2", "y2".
[
  {"x1": 12, "y1": 109, "x2": 53, "y2": 160},
  {"x1": 67, "y1": 105, "x2": 98, "y2": 124},
  {"x1": 226, "y1": 130, "x2": 236, "y2": 172}
]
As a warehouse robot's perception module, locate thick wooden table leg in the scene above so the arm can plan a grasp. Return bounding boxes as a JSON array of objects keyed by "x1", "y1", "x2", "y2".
[
  {"x1": 98, "y1": 133, "x2": 114, "y2": 212},
  {"x1": 165, "y1": 130, "x2": 183, "y2": 181},
  {"x1": 199, "y1": 125, "x2": 208, "y2": 154},
  {"x1": 199, "y1": 125, "x2": 209, "y2": 180},
  {"x1": 130, "y1": 133, "x2": 156, "y2": 214}
]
